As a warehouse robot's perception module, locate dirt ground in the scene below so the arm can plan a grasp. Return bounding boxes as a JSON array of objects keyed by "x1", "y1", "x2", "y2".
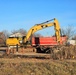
[{"x1": 0, "y1": 57, "x2": 76, "y2": 63}]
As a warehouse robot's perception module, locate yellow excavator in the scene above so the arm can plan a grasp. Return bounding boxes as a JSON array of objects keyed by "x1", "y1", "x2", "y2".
[{"x1": 6, "y1": 18, "x2": 61, "y2": 47}]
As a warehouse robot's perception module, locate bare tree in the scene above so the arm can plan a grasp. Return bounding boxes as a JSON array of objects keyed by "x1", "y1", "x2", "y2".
[
  {"x1": 2, "y1": 30, "x2": 10, "y2": 38},
  {"x1": 0, "y1": 30, "x2": 10, "y2": 46},
  {"x1": 72, "y1": 35, "x2": 76, "y2": 40},
  {"x1": 18, "y1": 29, "x2": 27, "y2": 35},
  {"x1": 0, "y1": 32, "x2": 5, "y2": 45},
  {"x1": 61, "y1": 25, "x2": 76, "y2": 39},
  {"x1": 11, "y1": 28, "x2": 27, "y2": 36}
]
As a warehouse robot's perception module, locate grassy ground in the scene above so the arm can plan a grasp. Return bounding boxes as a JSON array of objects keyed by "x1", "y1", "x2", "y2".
[
  {"x1": 0, "y1": 45, "x2": 76, "y2": 75},
  {"x1": 0, "y1": 58, "x2": 76, "y2": 75}
]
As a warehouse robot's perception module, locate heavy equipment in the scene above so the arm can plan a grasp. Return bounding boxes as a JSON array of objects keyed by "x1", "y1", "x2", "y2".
[
  {"x1": 6, "y1": 18, "x2": 67, "y2": 54},
  {"x1": 6, "y1": 18, "x2": 61, "y2": 45}
]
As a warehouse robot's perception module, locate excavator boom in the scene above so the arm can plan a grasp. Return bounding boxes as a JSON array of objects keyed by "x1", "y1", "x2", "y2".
[
  {"x1": 6, "y1": 18, "x2": 61, "y2": 46},
  {"x1": 24, "y1": 18, "x2": 61, "y2": 44}
]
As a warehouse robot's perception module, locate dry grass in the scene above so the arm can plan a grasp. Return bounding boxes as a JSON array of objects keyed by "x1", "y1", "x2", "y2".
[
  {"x1": 52, "y1": 45, "x2": 76, "y2": 60},
  {"x1": 0, "y1": 58, "x2": 76, "y2": 75},
  {"x1": 0, "y1": 45, "x2": 76, "y2": 75}
]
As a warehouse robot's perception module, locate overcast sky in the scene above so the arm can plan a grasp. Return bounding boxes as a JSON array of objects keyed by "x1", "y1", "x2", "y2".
[{"x1": 0, "y1": 0, "x2": 76, "y2": 36}]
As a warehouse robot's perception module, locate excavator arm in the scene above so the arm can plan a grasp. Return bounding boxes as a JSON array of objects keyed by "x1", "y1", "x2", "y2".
[
  {"x1": 6, "y1": 18, "x2": 61, "y2": 46},
  {"x1": 24, "y1": 18, "x2": 61, "y2": 44}
]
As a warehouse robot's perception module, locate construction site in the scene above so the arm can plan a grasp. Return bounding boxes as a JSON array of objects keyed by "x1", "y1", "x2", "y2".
[
  {"x1": 0, "y1": 18, "x2": 76, "y2": 59},
  {"x1": 0, "y1": 18, "x2": 76, "y2": 75},
  {"x1": 0, "y1": 0, "x2": 76, "y2": 75}
]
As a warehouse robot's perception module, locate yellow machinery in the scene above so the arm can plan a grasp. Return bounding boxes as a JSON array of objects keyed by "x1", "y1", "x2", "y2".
[
  {"x1": 6, "y1": 18, "x2": 61, "y2": 46},
  {"x1": 6, "y1": 37, "x2": 20, "y2": 46}
]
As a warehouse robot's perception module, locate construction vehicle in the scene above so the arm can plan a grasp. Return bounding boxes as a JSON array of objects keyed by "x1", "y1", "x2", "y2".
[{"x1": 6, "y1": 18, "x2": 67, "y2": 54}]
